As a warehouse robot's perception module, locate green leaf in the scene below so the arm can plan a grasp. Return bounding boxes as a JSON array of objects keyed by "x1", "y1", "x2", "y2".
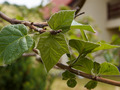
[
  {"x1": 62, "y1": 70, "x2": 75, "y2": 80},
  {"x1": 92, "y1": 62, "x2": 100, "y2": 75},
  {"x1": 0, "y1": 24, "x2": 33, "y2": 65},
  {"x1": 37, "y1": 32, "x2": 69, "y2": 72},
  {"x1": 99, "y1": 62, "x2": 120, "y2": 75},
  {"x1": 104, "y1": 51, "x2": 113, "y2": 62},
  {"x1": 80, "y1": 29, "x2": 88, "y2": 41},
  {"x1": 93, "y1": 42, "x2": 120, "y2": 52},
  {"x1": 71, "y1": 20, "x2": 96, "y2": 33},
  {"x1": 85, "y1": 80, "x2": 97, "y2": 89},
  {"x1": 72, "y1": 57, "x2": 93, "y2": 74},
  {"x1": 67, "y1": 78, "x2": 77, "y2": 88},
  {"x1": 69, "y1": 39, "x2": 100, "y2": 54},
  {"x1": 48, "y1": 10, "x2": 75, "y2": 33}
]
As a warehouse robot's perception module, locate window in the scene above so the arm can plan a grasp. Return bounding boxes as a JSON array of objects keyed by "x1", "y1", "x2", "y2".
[{"x1": 107, "y1": 1, "x2": 120, "y2": 19}]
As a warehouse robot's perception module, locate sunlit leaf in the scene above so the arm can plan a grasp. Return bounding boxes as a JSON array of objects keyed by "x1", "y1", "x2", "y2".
[
  {"x1": 71, "y1": 20, "x2": 96, "y2": 33},
  {"x1": 72, "y1": 57, "x2": 93, "y2": 74},
  {"x1": 0, "y1": 24, "x2": 33, "y2": 65},
  {"x1": 99, "y1": 62, "x2": 120, "y2": 75},
  {"x1": 69, "y1": 39, "x2": 100, "y2": 54},
  {"x1": 48, "y1": 10, "x2": 75, "y2": 33},
  {"x1": 93, "y1": 42, "x2": 120, "y2": 52},
  {"x1": 37, "y1": 32, "x2": 69, "y2": 72}
]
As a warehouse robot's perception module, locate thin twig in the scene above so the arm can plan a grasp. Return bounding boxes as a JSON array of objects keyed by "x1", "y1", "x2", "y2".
[
  {"x1": 22, "y1": 52, "x2": 120, "y2": 87},
  {"x1": 0, "y1": 11, "x2": 48, "y2": 33},
  {"x1": 50, "y1": 30, "x2": 62, "y2": 35},
  {"x1": 74, "y1": 12, "x2": 85, "y2": 18},
  {"x1": 56, "y1": 63, "x2": 120, "y2": 87},
  {"x1": 22, "y1": 53, "x2": 36, "y2": 57},
  {"x1": 74, "y1": 0, "x2": 86, "y2": 15}
]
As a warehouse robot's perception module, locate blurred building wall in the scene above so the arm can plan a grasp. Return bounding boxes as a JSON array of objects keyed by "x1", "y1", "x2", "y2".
[
  {"x1": 79, "y1": 0, "x2": 120, "y2": 63},
  {"x1": 80, "y1": 0, "x2": 111, "y2": 41},
  {"x1": 80, "y1": 0, "x2": 120, "y2": 42}
]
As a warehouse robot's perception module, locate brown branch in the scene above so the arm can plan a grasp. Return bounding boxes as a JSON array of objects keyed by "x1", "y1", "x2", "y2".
[
  {"x1": 56, "y1": 63, "x2": 120, "y2": 87},
  {"x1": 0, "y1": 11, "x2": 48, "y2": 33},
  {"x1": 22, "y1": 53, "x2": 36, "y2": 57},
  {"x1": 73, "y1": 0, "x2": 86, "y2": 15},
  {"x1": 0, "y1": 11, "x2": 48, "y2": 28},
  {"x1": 0, "y1": 11, "x2": 63, "y2": 34},
  {"x1": 22, "y1": 52, "x2": 120, "y2": 87},
  {"x1": 50, "y1": 30, "x2": 62, "y2": 35}
]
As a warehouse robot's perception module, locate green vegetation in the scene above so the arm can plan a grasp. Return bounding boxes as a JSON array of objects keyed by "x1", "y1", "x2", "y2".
[
  {"x1": 0, "y1": 57, "x2": 47, "y2": 90},
  {"x1": 0, "y1": 3, "x2": 43, "y2": 30},
  {"x1": 0, "y1": 3, "x2": 51, "y2": 90},
  {"x1": 0, "y1": 3, "x2": 120, "y2": 89}
]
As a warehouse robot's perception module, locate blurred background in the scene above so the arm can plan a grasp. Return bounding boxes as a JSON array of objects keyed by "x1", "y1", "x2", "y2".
[{"x1": 0, "y1": 0, "x2": 120, "y2": 90}]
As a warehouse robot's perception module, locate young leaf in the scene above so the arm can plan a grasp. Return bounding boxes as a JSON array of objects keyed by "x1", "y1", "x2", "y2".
[
  {"x1": 0, "y1": 24, "x2": 33, "y2": 65},
  {"x1": 71, "y1": 20, "x2": 96, "y2": 33},
  {"x1": 48, "y1": 10, "x2": 75, "y2": 33},
  {"x1": 37, "y1": 32, "x2": 69, "y2": 72},
  {"x1": 92, "y1": 62, "x2": 101, "y2": 75},
  {"x1": 69, "y1": 39, "x2": 100, "y2": 54},
  {"x1": 85, "y1": 80, "x2": 97, "y2": 89},
  {"x1": 72, "y1": 57, "x2": 93, "y2": 74},
  {"x1": 67, "y1": 78, "x2": 77, "y2": 88},
  {"x1": 80, "y1": 29, "x2": 88, "y2": 41},
  {"x1": 93, "y1": 42, "x2": 120, "y2": 52},
  {"x1": 99, "y1": 62, "x2": 120, "y2": 75},
  {"x1": 62, "y1": 70, "x2": 75, "y2": 80}
]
